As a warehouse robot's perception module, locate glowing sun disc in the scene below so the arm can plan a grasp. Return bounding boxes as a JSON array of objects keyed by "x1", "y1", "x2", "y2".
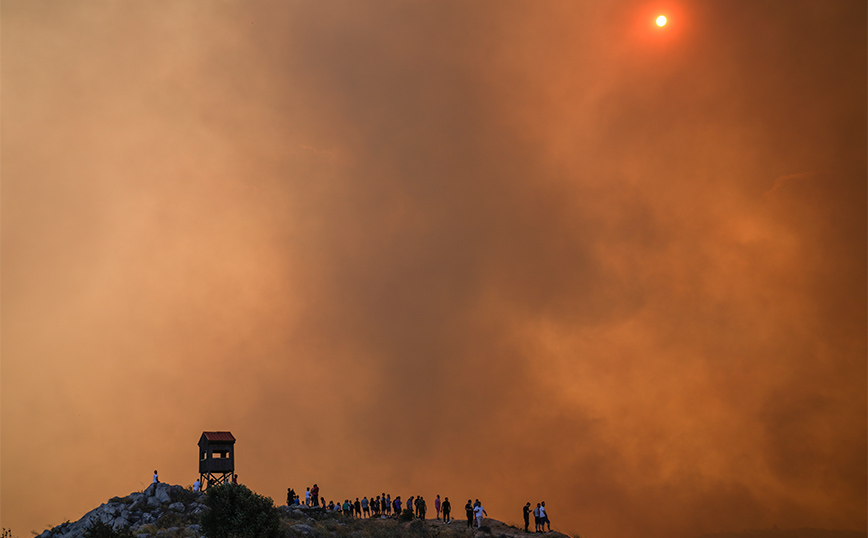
[{"x1": 656, "y1": 15, "x2": 667, "y2": 26}]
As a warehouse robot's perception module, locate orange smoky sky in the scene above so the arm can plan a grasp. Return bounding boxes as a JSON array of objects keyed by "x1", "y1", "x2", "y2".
[{"x1": 1, "y1": 2, "x2": 865, "y2": 538}]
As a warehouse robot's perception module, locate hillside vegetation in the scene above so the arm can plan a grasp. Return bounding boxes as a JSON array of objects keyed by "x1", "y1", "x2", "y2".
[{"x1": 32, "y1": 483, "x2": 571, "y2": 538}]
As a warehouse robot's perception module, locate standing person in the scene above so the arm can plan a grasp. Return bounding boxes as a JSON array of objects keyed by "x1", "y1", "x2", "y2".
[
  {"x1": 533, "y1": 503, "x2": 541, "y2": 532},
  {"x1": 232, "y1": 474, "x2": 238, "y2": 485},
  {"x1": 407, "y1": 496, "x2": 414, "y2": 517},
  {"x1": 193, "y1": 479, "x2": 201, "y2": 493},
  {"x1": 311, "y1": 484, "x2": 320, "y2": 506},
  {"x1": 419, "y1": 496, "x2": 427, "y2": 520},
  {"x1": 385, "y1": 494, "x2": 392, "y2": 516},
  {"x1": 305, "y1": 487, "x2": 311, "y2": 506},
  {"x1": 442, "y1": 497, "x2": 451, "y2": 523},
  {"x1": 288, "y1": 488, "x2": 295, "y2": 506},
  {"x1": 153, "y1": 470, "x2": 159, "y2": 484},
  {"x1": 393, "y1": 496, "x2": 402, "y2": 518},
  {"x1": 354, "y1": 498, "x2": 362, "y2": 518},
  {"x1": 434, "y1": 495, "x2": 441, "y2": 520},
  {"x1": 465, "y1": 500, "x2": 474, "y2": 528},
  {"x1": 522, "y1": 502, "x2": 531, "y2": 532},
  {"x1": 362, "y1": 496, "x2": 370, "y2": 518},
  {"x1": 539, "y1": 502, "x2": 550, "y2": 532},
  {"x1": 473, "y1": 501, "x2": 487, "y2": 528}
]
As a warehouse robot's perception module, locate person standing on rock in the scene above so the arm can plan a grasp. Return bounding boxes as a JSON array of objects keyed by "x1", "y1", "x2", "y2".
[
  {"x1": 193, "y1": 479, "x2": 201, "y2": 493},
  {"x1": 419, "y1": 496, "x2": 427, "y2": 519},
  {"x1": 442, "y1": 497, "x2": 451, "y2": 523},
  {"x1": 153, "y1": 470, "x2": 159, "y2": 484},
  {"x1": 434, "y1": 495, "x2": 441, "y2": 520},
  {"x1": 473, "y1": 501, "x2": 487, "y2": 528},
  {"x1": 311, "y1": 484, "x2": 319, "y2": 506},
  {"x1": 523, "y1": 502, "x2": 531, "y2": 532},
  {"x1": 533, "y1": 503, "x2": 541, "y2": 532},
  {"x1": 465, "y1": 500, "x2": 474, "y2": 528},
  {"x1": 539, "y1": 502, "x2": 550, "y2": 532}
]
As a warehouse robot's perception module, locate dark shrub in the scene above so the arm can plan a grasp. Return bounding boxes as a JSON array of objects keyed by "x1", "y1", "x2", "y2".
[
  {"x1": 82, "y1": 520, "x2": 134, "y2": 538},
  {"x1": 201, "y1": 484, "x2": 280, "y2": 538},
  {"x1": 399, "y1": 509, "x2": 415, "y2": 522}
]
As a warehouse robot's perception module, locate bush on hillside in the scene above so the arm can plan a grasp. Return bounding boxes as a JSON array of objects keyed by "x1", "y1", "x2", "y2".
[
  {"x1": 201, "y1": 484, "x2": 280, "y2": 538},
  {"x1": 399, "y1": 509, "x2": 415, "y2": 522},
  {"x1": 82, "y1": 520, "x2": 134, "y2": 538}
]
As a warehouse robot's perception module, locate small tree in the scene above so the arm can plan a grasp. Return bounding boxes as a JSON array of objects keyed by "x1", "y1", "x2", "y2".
[{"x1": 200, "y1": 484, "x2": 280, "y2": 538}]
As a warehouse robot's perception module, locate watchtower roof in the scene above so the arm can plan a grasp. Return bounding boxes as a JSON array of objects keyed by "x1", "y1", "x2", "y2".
[{"x1": 200, "y1": 431, "x2": 235, "y2": 443}]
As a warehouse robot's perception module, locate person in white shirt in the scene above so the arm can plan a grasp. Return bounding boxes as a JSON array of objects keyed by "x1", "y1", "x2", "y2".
[
  {"x1": 193, "y1": 479, "x2": 201, "y2": 492},
  {"x1": 473, "y1": 502, "x2": 487, "y2": 528},
  {"x1": 153, "y1": 470, "x2": 159, "y2": 484},
  {"x1": 539, "y1": 502, "x2": 550, "y2": 532}
]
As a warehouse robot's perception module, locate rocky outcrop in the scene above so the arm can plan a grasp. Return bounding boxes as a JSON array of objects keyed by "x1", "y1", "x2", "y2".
[
  {"x1": 38, "y1": 483, "x2": 205, "y2": 538},
  {"x1": 37, "y1": 487, "x2": 573, "y2": 538}
]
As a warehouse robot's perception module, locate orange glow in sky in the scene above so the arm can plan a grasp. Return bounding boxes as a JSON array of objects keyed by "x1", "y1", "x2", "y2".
[
  {"x1": 2, "y1": 2, "x2": 866, "y2": 538},
  {"x1": 656, "y1": 15, "x2": 668, "y2": 26}
]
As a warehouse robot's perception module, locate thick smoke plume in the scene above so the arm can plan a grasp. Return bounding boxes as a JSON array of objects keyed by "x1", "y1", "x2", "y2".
[{"x1": 2, "y1": 2, "x2": 865, "y2": 538}]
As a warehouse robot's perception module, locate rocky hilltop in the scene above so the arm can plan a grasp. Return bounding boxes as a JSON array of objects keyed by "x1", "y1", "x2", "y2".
[
  {"x1": 38, "y1": 483, "x2": 206, "y2": 538},
  {"x1": 37, "y1": 484, "x2": 572, "y2": 538}
]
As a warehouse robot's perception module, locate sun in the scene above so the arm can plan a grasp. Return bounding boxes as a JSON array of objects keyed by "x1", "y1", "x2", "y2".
[{"x1": 656, "y1": 15, "x2": 667, "y2": 27}]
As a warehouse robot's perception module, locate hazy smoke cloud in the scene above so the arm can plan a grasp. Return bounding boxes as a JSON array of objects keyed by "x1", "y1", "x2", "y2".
[{"x1": 2, "y1": 2, "x2": 865, "y2": 538}]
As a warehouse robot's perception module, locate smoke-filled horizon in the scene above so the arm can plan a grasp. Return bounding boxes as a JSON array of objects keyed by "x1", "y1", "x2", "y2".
[{"x1": 2, "y1": 2, "x2": 866, "y2": 538}]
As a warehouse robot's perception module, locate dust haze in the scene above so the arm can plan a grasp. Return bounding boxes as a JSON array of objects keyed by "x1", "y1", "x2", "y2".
[{"x1": 2, "y1": 2, "x2": 865, "y2": 538}]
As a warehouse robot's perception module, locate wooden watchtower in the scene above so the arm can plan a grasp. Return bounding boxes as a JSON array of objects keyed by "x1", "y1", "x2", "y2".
[{"x1": 198, "y1": 431, "x2": 235, "y2": 490}]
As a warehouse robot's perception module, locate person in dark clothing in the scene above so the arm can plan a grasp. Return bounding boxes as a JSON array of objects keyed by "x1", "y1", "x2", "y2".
[
  {"x1": 523, "y1": 502, "x2": 532, "y2": 532},
  {"x1": 419, "y1": 497, "x2": 426, "y2": 520},
  {"x1": 442, "y1": 497, "x2": 452, "y2": 523},
  {"x1": 465, "y1": 500, "x2": 474, "y2": 528}
]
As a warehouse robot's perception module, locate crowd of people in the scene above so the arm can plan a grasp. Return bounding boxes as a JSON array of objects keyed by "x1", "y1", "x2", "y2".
[
  {"x1": 162, "y1": 470, "x2": 552, "y2": 533},
  {"x1": 285, "y1": 484, "x2": 553, "y2": 532}
]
